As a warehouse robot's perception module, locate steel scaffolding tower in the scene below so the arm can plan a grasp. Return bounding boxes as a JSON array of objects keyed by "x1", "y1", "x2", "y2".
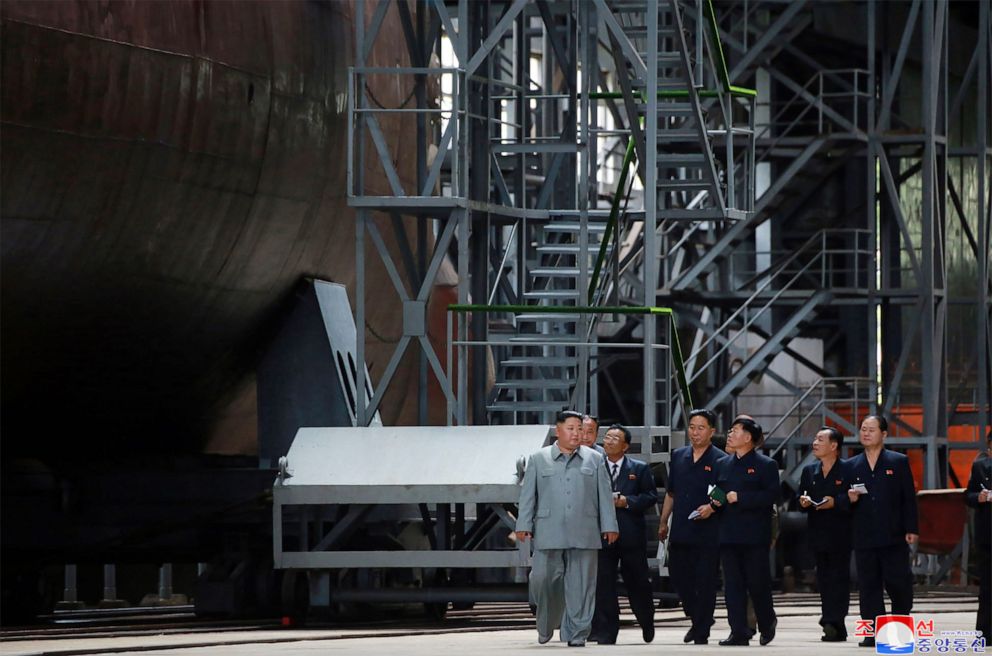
[
  {"x1": 347, "y1": 0, "x2": 990, "y2": 488},
  {"x1": 348, "y1": 0, "x2": 753, "y2": 453}
]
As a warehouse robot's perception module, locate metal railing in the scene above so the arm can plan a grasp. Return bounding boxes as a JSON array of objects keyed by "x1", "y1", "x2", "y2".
[
  {"x1": 445, "y1": 305, "x2": 691, "y2": 430},
  {"x1": 683, "y1": 229, "x2": 871, "y2": 385},
  {"x1": 348, "y1": 67, "x2": 464, "y2": 201},
  {"x1": 762, "y1": 377, "x2": 875, "y2": 459},
  {"x1": 754, "y1": 69, "x2": 870, "y2": 144}
]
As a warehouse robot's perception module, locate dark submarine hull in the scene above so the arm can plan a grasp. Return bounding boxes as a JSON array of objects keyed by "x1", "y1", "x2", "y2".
[
  {"x1": 1, "y1": 0, "x2": 426, "y2": 457},
  {"x1": 0, "y1": 1, "x2": 441, "y2": 617}
]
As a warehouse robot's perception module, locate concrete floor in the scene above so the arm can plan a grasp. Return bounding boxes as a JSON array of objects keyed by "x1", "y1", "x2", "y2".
[{"x1": 1, "y1": 594, "x2": 981, "y2": 656}]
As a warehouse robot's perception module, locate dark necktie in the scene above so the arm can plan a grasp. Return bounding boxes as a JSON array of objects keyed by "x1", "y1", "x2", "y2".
[{"x1": 611, "y1": 463, "x2": 619, "y2": 488}]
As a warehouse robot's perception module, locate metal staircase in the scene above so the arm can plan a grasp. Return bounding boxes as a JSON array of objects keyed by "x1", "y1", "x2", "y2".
[
  {"x1": 604, "y1": 0, "x2": 754, "y2": 223},
  {"x1": 678, "y1": 229, "x2": 871, "y2": 419},
  {"x1": 486, "y1": 215, "x2": 613, "y2": 423}
]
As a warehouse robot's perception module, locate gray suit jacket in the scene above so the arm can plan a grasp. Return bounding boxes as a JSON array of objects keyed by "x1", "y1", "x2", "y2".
[{"x1": 516, "y1": 444, "x2": 619, "y2": 550}]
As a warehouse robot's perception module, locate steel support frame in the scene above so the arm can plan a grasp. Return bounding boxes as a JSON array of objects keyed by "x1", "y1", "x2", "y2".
[
  {"x1": 867, "y1": 0, "x2": 965, "y2": 483},
  {"x1": 663, "y1": 2, "x2": 988, "y2": 474}
]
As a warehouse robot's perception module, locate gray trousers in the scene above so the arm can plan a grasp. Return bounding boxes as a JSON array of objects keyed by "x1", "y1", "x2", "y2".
[{"x1": 530, "y1": 548, "x2": 598, "y2": 643}]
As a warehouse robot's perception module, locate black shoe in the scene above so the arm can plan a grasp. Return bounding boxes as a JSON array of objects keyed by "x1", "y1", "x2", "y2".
[
  {"x1": 859, "y1": 637, "x2": 875, "y2": 648},
  {"x1": 822, "y1": 624, "x2": 846, "y2": 642},
  {"x1": 719, "y1": 634, "x2": 750, "y2": 646},
  {"x1": 684, "y1": 627, "x2": 696, "y2": 643},
  {"x1": 759, "y1": 618, "x2": 777, "y2": 646},
  {"x1": 567, "y1": 639, "x2": 586, "y2": 647},
  {"x1": 643, "y1": 624, "x2": 655, "y2": 643},
  {"x1": 694, "y1": 637, "x2": 710, "y2": 645}
]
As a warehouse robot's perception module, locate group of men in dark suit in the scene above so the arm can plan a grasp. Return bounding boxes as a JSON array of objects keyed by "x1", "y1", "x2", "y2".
[
  {"x1": 662, "y1": 410, "x2": 780, "y2": 646},
  {"x1": 518, "y1": 410, "x2": 986, "y2": 647},
  {"x1": 661, "y1": 412, "x2": 923, "y2": 648},
  {"x1": 797, "y1": 415, "x2": 923, "y2": 647}
]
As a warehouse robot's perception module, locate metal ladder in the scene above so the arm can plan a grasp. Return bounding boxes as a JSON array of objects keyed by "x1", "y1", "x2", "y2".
[
  {"x1": 486, "y1": 215, "x2": 613, "y2": 424},
  {"x1": 607, "y1": 0, "x2": 736, "y2": 222}
]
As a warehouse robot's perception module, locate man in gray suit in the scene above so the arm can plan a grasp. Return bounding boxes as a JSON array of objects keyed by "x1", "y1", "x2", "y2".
[{"x1": 516, "y1": 410, "x2": 619, "y2": 647}]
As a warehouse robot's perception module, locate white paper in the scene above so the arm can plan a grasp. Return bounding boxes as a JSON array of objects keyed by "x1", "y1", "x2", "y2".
[
  {"x1": 850, "y1": 483, "x2": 868, "y2": 494},
  {"x1": 688, "y1": 509, "x2": 702, "y2": 520},
  {"x1": 656, "y1": 540, "x2": 667, "y2": 574}
]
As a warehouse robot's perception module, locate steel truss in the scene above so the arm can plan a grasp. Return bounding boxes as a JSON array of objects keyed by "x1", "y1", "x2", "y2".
[
  {"x1": 347, "y1": 0, "x2": 990, "y2": 488},
  {"x1": 348, "y1": 0, "x2": 753, "y2": 453}
]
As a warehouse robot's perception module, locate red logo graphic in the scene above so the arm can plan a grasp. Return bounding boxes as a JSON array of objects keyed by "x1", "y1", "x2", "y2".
[
  {"x1": 915, "y1": 619, "x2": 933, "y2": 637},
  {"x1": 855, "y1": 619, "x2": 875, "y2": 637},
  {"x1": 704, "y1": 465, "x2": 712, "y2": 472},
  {"x1": 747, "y1": 467, "x2": 755, "y2": 474},
  {"x1": 835, "y1": 479, "x2": 842, "y2": 485},
  {"x1": 886, "y1": 469, "x2": 894, "y2": 475}
]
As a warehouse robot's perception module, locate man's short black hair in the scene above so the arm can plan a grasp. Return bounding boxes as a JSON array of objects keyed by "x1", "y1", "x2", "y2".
[
  {"x1": 688, "y1": 408, "x2": 718, "y2": 429},
  {"x1": 557, "y1": 410, "x2": 583, "y2": 423},
  {"x1": 583, "y1": 414, "x2": 599, "y2": 425},
  {"x1": 607, "y1": 423, "x2": 631, "y2": 445},
  {"x1": 732, "y1": 416, "x2": 764, "y2": 446},
  {"x1": 819, "y1": 425, "x2": 844, "y2": 448},
  {"x1": 863, "y1": 414, "x2": 889, "y2": 432}
]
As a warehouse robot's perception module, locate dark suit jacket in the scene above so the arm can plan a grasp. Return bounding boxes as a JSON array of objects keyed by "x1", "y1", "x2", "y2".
[
  {"x1": 848, "y1": 448, "x2": 919, "y2": 550},
  {"x1": 715, "y1": 448, "x2": 780, "y2": 546},
  {"x1": 965, "y1": 454, "x2": 991, "y2": 547},
  {"x1": 667, "y1": 444, "x2": 729, "y2": 545},
  {"x1": 798, "y1": 458, "x2": 852, "y2": 551},
  {"x1": 606, "y1": 456, "x2": 658, "y2": 550}
]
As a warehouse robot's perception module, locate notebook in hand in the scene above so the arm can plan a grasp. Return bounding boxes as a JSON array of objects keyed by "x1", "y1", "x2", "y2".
[{"x1": 707, "y1": 484, "x2": 727, "y2": 505}]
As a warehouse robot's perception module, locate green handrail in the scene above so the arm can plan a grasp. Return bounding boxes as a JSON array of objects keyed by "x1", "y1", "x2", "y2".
[
  {"x1": 587, "y1": 135, "x2": 636, "y2": 305},
  {"x1": 448, "y1": 304, "x2": 671, "y2": 315},
  {"x1": 704, "y1": 0, "x2": 757, "y2": 98},
  {"x1": 447, "y1": 304, "x2": 693, "y2": 412}
]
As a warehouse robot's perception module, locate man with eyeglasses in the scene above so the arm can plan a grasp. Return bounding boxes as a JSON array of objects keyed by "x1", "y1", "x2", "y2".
[{"x1": 590, "y1": 423, "x2": 657, "y2": 644}]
